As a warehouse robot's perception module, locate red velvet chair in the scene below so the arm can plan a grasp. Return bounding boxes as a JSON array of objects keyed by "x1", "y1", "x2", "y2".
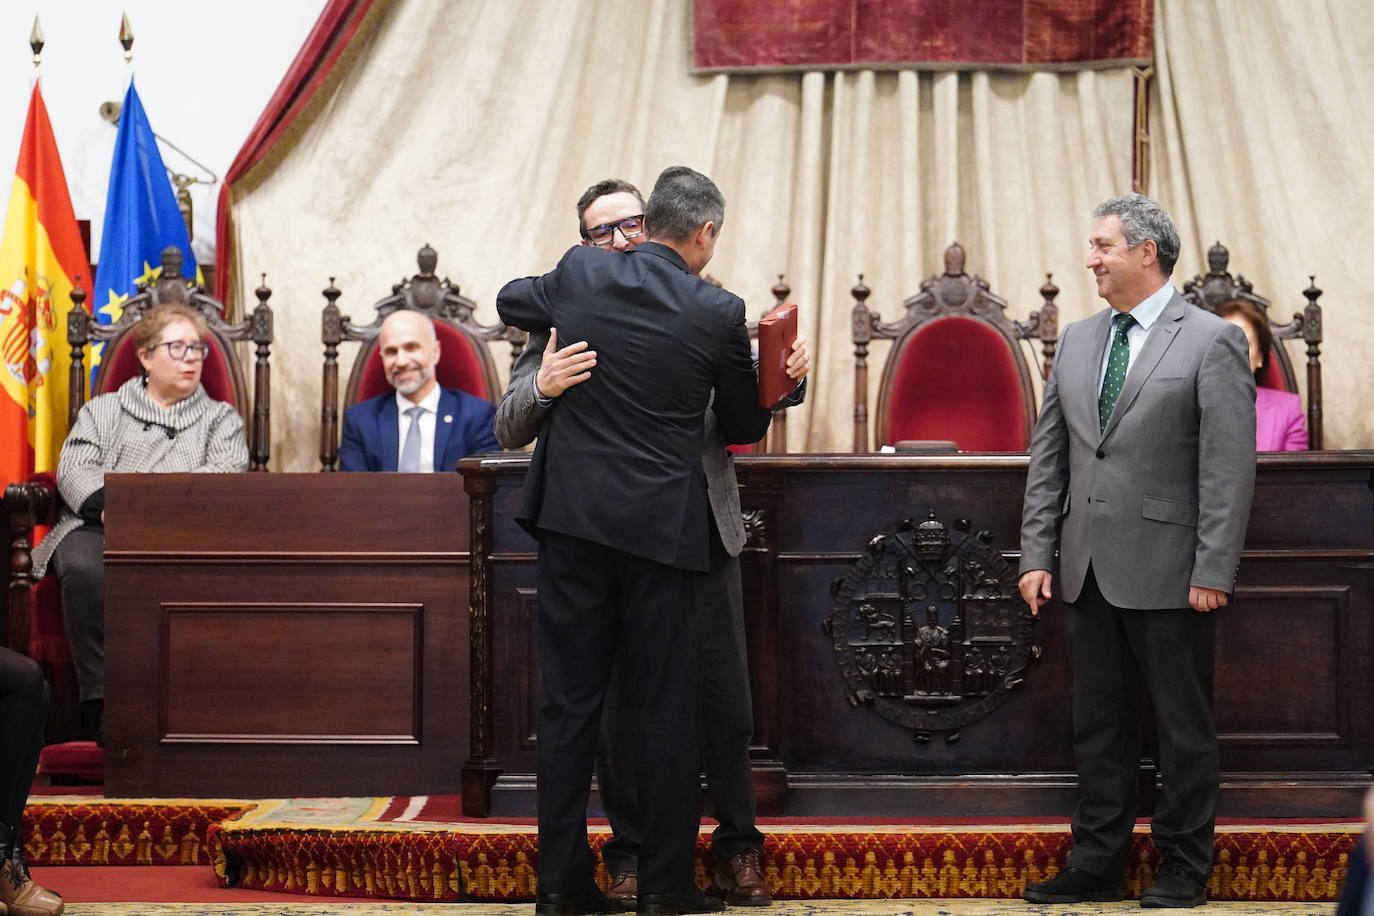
[
  {"x1": 851, "y1": 243, "x2": 1051, "y2": 452},
  {"x1": 1181, "y1": 241, "x2": 1324, "y2": 448},
  {"x1": 4, "y1": 245, "x2": 274, "y2": 778},
  {"x1": 319, "y1": 245, "x2": 525, "y2": 470}
]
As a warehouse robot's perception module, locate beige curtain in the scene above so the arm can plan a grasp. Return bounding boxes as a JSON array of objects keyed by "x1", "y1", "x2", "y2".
[
  {"x1": 229, "y1": 0, "x2": 1368, "y2": 471},
  {"x1": 1151, "y1": 0, "x2": 1374, "y2": 449}
]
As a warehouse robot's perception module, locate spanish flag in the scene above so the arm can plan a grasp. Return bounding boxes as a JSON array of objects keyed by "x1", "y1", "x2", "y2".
[{"x1": 0, "y1": 84, "x2": 92, "y2": 490}]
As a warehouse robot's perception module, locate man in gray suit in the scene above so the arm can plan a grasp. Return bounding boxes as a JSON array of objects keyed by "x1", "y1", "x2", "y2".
[
  {"x1": 495, "y1": 177, "x2": 809, "y2": 909},
  {"x1": 1018, "y1": 193, "x2": 1256, "y2": 908}
]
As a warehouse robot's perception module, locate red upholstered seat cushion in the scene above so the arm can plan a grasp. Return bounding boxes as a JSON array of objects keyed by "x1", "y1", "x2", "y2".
[
  {"x1": 97, "y1": 332, "x2": 239, "y2": 407},
  {"x1": 1259, "y1": 349, "x2": 1286, "y2": 391},
  {"x1": 884, "y1": 316, "x2": 1028, "y2": 451},
  {"x1": 37, "y1": 741, "x2": 103, "y2": 780},
  {"x1": 354, "y1": 320, "x2": 490, "y2": 402}
]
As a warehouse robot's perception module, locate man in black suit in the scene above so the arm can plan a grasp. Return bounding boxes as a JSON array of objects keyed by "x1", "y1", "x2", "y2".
[{"x1": 497, "y1": 166, "x2": 772, "y2": 916}]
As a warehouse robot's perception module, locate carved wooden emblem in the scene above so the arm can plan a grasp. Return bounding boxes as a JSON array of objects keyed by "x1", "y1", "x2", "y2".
[{"x1": 826, "y1": 512, "x2": 1038, "y2": 743}]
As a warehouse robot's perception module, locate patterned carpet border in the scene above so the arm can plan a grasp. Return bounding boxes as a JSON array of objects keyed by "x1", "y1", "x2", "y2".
[
  {"x1": 207, "y1": 822, "x2": 1361, "y2": 904},
  {"x1": 25, "y1": 798, "x2": 257, "y2": 867}
]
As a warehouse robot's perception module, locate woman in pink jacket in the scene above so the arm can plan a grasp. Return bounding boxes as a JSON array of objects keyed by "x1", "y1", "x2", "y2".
[{"x1": 1217, "y1": 299, "x2": 1308, "y2": 451}]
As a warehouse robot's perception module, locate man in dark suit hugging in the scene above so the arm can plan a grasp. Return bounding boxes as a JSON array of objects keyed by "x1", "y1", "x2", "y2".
[{"x1": 497, "y1": 166, "x2": 773, "y2": 916}]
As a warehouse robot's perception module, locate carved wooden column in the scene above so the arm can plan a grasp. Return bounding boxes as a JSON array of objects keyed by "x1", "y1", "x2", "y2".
[
  {"x1": 1302, "y1": 277, "x2": 1324, "y2": 450},
  {"x1": 4, "y1": 482, "x2": 47, "y2": 653},
  {"x1": 249, "y1": 276, "x2": 273, "y2": 471},
  {"x1": 767, "y1": 275, "x2": 791, "y2": 454},
  {"x1": 851, "y1": 275, "x2": 872, "y2": 452},
  {"x1": 1029, "y1": 273, "x2": 1060, "y2": 380},
  {"x1": 461, "y1": 470, "x2": 500, "y2": 816},
  {"x1": 736, "y1": 461, "x2": 788, "y2": 814},
  {"x1": 320, "y1": 280, "x2": 343, "y2": 471},
  {"x1": 66, "y1": 288, "x2": 89, "y2": 428}
]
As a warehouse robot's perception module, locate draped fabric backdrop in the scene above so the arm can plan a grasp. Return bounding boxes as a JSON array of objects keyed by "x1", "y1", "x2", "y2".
[{"x1": 222, "y1": 0, "x2": 1373, "y2": 472}]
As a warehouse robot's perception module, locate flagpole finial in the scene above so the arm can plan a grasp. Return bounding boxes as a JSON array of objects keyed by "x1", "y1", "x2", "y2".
[
  {"x1": 30, "y1": 16, "x2": 45, "y2": 68},
  {"x1": 119, "y1": 12, "x2": 134, "y2": 66}
]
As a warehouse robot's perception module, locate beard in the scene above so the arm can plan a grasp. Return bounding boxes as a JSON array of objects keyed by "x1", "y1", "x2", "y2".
[{"x1": 389, "y1": 365, "x2": 434, "y2": 396}]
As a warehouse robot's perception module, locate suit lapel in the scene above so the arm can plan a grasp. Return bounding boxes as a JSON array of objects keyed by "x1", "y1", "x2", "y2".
[
  {"x1": 378, "y1": 396, "x2": 400, "y2": 471},
  {"x1": 432, "y1": 388, "x2": 456, "y2": 470},
  {"x1": 1100, "y1": 293, "x2": 1185, "y2": 442},
  {"x1": 1075, "y1": 309, "x2": 1114, "y2": 429}
]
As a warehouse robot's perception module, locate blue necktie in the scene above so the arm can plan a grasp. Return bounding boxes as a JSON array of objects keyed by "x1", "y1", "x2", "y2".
[
  {"x1": 399, "y1": 405, "x2": 424, "y2": 472},
  {"x1": 1098, "y1": 313, "x2": 1136, "y2": 431}
]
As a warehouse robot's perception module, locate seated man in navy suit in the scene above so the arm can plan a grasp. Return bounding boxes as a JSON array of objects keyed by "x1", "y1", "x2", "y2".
[{"x1": 338, "y1": 309, "x2": 499, "y2": 471}]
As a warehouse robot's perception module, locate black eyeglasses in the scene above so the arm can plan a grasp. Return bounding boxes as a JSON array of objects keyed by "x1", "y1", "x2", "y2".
[
  {"x1": 147, "y1": 340, "x2": 210, "y2": 362},
  {"x1": 582, "y1": 214, "x2": 645, "y2": 247}
]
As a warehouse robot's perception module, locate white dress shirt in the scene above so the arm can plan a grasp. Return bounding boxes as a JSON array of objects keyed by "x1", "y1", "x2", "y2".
[{"x1": 1098, "y1": 280, "x2": 1174, "y2": 391}]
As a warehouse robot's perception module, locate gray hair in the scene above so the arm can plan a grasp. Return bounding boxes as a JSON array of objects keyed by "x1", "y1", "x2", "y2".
[
  {"x1": 1093, "y1": 193, "x2": 1181, "y2": 276},
  {"x1": 644, "y1": 166, "x2": 725, "y2": 243}
]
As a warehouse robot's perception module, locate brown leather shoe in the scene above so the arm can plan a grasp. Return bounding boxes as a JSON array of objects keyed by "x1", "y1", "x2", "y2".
[
  {"x1": 606, "y1": 870, "x2": 637, "y2": 909},
  {"x1": 0, "y1": 859, "x2": 62, "y2": 916},
  {"x1": 713, "y1": 848, "x2": 771, "y2": 906}
]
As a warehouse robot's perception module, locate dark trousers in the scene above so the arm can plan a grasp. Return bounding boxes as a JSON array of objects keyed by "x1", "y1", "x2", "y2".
[
  {"x1": 599, "y1": 527, "x2": 764, "y2": 875},
  {"x1": 1066, "y1": 566, "x2": 1218, "y2": 884},
  {"x1": 0, "y1": 648, "x2": 48, "y2": 829},
  {"x1": 50, "y1": 527, "x2": 105, "y2": 703},
  {"x1": 1336, "y1": 839, "x2": 1371, "y2": 916},
  {"x1": 535, "y1": 531, "x2": 704, "y2": 899}
]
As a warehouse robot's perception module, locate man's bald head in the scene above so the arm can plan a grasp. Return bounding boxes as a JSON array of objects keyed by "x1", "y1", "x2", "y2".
[{"x1": 379, "y1": 309, "x2": 441, "y2": 402}]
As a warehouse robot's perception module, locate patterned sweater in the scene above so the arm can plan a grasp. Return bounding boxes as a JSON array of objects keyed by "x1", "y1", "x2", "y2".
[{"x1": 31, "y1": 377, "x2": 248, "y2": 577}]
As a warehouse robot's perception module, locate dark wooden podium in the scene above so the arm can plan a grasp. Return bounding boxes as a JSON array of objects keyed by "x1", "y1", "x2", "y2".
[
  {"x1": 461, "y1": 452, "x2": 1374, "y2": 818},
  {"x1": 102, "y1": 472, "x2": 470, "y2": 797}
]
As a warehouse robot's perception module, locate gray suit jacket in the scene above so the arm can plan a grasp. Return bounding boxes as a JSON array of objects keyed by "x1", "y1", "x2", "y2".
[
  {"x1": 1019, "y1": 291, "x2": 1256, "y2": 609},
  {"x1": 496, "y1": 327, "x2": 805, "y2": 558}
]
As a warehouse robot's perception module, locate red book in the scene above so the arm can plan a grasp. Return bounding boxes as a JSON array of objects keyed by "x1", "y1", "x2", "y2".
[{"x1": 756, "y1": 302, "x2": 798, "y2": 407}]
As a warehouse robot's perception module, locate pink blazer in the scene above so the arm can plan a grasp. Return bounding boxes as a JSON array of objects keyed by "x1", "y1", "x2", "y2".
[{"x1": 1255, "y1": 385, "x2": 1308, "y2": 451}]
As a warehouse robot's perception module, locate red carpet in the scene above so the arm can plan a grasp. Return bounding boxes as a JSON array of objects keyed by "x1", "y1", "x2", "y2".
[
  {"x1": 37, "y1": 865, "x2": 380, "y2": 903},
  {"x1": 21, "y1": 795, "x2": 1362, "y2": 905}
]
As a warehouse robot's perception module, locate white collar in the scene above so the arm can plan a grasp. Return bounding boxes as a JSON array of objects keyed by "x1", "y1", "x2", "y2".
[{"x1": 395, "y1": 383, "x2": 441, "y2": 415}]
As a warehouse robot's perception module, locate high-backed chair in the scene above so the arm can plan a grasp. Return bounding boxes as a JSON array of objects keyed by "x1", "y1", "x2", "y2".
[
  {"x1": 319, "y1": 244, "x2": 524, "y2": 470},
  {"x1": 851, "y1": 243, "x2": 1050, "y2": 452},
  {"x1": 5, "y1": 246, "x2": 273, "y2": 767},
  {"x1": 1181, "y1": 241, "x2": 1324, "y2": 448}
]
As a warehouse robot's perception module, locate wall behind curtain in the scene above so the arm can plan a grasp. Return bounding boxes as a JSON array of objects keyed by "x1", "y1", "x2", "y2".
[{"x1": 229, "y1": 0, "x2": 1369, "y2": 471}]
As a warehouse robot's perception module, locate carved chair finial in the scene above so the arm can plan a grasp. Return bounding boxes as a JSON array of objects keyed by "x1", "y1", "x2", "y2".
[
  {"x1": 161, "y1": 245, "x2": 183, "y2": 279},
  {"x1": 1206, "y1": 240, "x2": 1229, "y2": 275},
  {"x1": 1039, "y1": 272, "x2": 1059, "y2": 300},
  {"x1": 417, "y1": 244, "x2": 438, "y2": 277},
  {"x1": 772, "y1": 274, "x2": 790, "y2": 304},
  {"x1": 944, "y1": 242, "x2": 965, "y2": 276},
  {"x1": 851, "y1": 273, "x2": 870, "y2": 306}
]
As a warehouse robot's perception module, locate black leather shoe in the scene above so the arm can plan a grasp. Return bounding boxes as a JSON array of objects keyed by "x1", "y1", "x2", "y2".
[
  {"x1": 1023, "y1": 866, "x2": 1124, "y2": 903},
  {"x1": 535, "y1": 890, "x2": 625, "y2": 915},
  {"x1": 1140, "y1": 861, "x2": 1207, "y2": 908},
  {"x1": 637, "y1": 891, "x2": 726, "y2": 914}
]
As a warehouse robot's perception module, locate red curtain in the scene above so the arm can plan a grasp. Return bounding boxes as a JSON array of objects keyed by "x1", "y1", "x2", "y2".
[
  {"x1": 213, "y1": 0, "x2": 383, "y2": 304},
  {"x1": 693, "y1": 0, "x2": 1153, "y2": 72}
]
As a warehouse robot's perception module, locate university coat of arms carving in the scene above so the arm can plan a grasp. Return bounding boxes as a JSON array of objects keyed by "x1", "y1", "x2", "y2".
[{"x1": 826, "y1": 513, "x2": 1039, "y2": 743}]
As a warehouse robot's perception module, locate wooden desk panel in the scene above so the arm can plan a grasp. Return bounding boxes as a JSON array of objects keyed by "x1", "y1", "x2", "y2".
[
  {"x1": 461, "y1": 452, "x2": 1374, "y2": 818},
  {"x1": 103, "y1": 473, "x2": 468, "y2": 798}
]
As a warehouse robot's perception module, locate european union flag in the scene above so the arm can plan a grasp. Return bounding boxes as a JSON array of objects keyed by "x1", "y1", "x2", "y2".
[{"x1": 92, "y1": 78, "x2": 195, "y2": 378}]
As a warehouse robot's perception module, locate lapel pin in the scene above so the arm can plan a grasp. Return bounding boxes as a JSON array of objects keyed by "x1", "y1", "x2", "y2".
[{"x1": 443, "y1": 415, "x2": 453, "y2": 424}]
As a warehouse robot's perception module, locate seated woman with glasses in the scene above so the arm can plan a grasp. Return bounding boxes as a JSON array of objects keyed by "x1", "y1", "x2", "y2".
[
  {"x1": 31, "y1": 303, "x2": 249, "y2": 744},
  {"x1": 1216, "y1": 298, "x2": 1308, "y2": 452}
]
